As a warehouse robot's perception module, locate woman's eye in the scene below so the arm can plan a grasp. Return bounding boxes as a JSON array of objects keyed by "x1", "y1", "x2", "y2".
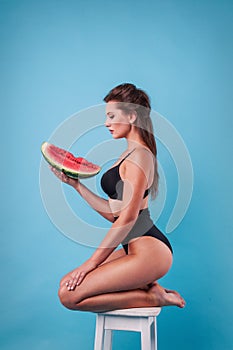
[{"x1": 109, "y1": 115, "x2": 114, "y2": 119}]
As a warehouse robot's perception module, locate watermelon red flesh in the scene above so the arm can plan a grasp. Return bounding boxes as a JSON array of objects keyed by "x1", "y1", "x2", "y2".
[{"x1": 41, "y1": 142, "x2": 101, "y2": 178}]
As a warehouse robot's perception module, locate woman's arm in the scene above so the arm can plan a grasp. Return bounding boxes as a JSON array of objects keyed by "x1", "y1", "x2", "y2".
[
  {"x1": 50, "y1": 167, "x2": 114, "y2": 222},
  {"x1": 74, "y1": 181, "x2": 114, "y2": 222},
  {"x1": 89, "y1": 148, "x2": 153, "y2": 265},
  {"x1": 65, "y1": 213, "x2": 139, "y2": 290}
]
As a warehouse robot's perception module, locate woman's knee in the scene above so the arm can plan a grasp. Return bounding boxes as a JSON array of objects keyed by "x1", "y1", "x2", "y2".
[
  {"x1": 58, "y1": 285, "x2": 82, "y2": 310},
  {"x1": 59, "y1": 273, "x2": 71, "y2": 288}
]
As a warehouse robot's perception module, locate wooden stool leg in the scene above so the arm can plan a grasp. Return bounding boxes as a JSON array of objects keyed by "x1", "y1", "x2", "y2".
[
  {"x1": 94, "y1": 315, "x2": 105, "y2": 350},
  {"x1": 103, "y1": 329, "x2": 112, "y2": 350},
  {"x1": 151, "y1": 317, "x2": 158, "y2": 350},
  {"x1": 141, "y1": 317, "x2": 152, "y2": 350}
]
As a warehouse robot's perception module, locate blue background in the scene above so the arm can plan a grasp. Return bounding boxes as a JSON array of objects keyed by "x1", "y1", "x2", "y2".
[{"x1": 1, "y1": 0, "x2": 233, "y2": 349}]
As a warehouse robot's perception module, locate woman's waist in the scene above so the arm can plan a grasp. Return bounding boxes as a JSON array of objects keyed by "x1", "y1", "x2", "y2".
[
  {"x1": 114, "y1": 207, "x2": 156, "y2": 246},
  {"x1": 113, "y1": 207, "x2": 152, "y2": 223},
  {"x1": 109, "y1": 198, "x2": 149, "y2": 218}
]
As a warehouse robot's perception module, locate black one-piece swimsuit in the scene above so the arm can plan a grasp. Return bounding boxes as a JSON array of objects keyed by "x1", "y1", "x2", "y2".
[{"x1": 100, "y1": 150, "x2": 173, "y2": 255}]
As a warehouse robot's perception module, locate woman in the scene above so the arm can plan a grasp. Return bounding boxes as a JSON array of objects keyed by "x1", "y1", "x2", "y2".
[{"x1": 51, "y1": 83, "x2": 185, "y2": 312}]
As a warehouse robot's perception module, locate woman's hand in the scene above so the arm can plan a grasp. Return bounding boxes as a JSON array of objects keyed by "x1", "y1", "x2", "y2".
[
  {"x1": 50, "y1": 166, "x2": 79, "y2": 189},
  {"x1": 65, "y1": 259, "x2": 98, "y2": 291}
]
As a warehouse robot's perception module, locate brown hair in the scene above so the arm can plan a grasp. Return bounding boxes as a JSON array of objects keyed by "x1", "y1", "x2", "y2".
[{"x1": 103, "y1": 83, "x2": 159, "y2": 199}]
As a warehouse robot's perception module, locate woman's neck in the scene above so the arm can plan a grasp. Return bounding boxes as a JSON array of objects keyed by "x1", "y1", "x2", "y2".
[{"x1": 126, "y1": 137, "x2": 147, "y2": 152}]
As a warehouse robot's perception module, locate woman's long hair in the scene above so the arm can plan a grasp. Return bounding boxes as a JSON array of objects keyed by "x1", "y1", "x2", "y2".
[{"x1": 103, "y1": 83, "x2": 159, "y2": 199}]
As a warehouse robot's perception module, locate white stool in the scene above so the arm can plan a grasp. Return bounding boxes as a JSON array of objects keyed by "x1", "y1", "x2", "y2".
[{"x1": 94, "y1": 307, "x2": 161, "y2": 350}]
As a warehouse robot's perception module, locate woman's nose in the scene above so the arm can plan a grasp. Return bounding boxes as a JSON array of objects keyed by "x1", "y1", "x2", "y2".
[{"x1": 105, "y1": 118, "x2": 111, "y2": 127}]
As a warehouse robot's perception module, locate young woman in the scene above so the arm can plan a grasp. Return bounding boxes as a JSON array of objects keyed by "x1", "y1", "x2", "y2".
[{"x1": 51, "y1": 83, "x2": 185, "y2": 312}]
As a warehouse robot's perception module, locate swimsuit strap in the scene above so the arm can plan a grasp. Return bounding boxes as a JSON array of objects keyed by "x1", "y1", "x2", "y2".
[{"x1": 117, "y1": 148, "x2": 136, "y2": 166}]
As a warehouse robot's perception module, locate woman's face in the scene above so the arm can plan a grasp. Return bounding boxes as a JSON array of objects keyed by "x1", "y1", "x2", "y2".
[{"x1": 105, "y1": 101, "x2": 131, "y2": 139}]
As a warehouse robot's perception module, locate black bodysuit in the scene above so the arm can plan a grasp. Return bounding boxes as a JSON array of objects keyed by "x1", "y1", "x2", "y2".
[{"x1": 101, "y1": 150, "x2": 173, "y2": 254}]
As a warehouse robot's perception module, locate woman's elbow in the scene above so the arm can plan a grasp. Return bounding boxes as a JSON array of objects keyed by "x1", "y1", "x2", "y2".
[{"x1": 118, "y1": 210, "x2": 139, "y2": 225}]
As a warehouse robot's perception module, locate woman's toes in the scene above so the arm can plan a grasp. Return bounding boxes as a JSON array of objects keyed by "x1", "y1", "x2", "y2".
[
  {"x1": 148, "y1": 283, "x2": 186, "y2": 308},
  {"x1": 165, "y1": 291, "x2": 186, "y2": 308}
]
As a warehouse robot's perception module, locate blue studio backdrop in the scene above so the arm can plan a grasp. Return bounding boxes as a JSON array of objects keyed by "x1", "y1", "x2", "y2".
[{"x1": 1, "y1": 1, "x2": 233, "y2": 349}]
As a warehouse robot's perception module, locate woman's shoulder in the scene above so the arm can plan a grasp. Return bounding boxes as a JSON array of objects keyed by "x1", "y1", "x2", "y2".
[
  {"x1": 130, "y1": 146, "x2": 154, "y2": 162},
  {"x1": 123, "y1": 146, "x2": 154, "y2": 172},
  {"x1": 120, "y1": 146, "x2": 154, "y2": 185}
]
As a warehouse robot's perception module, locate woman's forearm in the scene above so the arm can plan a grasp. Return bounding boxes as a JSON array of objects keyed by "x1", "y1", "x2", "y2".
[
  {"x1": 89, "y1": 214, "x2": 138, "y2": 266},
  {"x1": 74, "y1": 181, "x2": 115, "y2": 222}
]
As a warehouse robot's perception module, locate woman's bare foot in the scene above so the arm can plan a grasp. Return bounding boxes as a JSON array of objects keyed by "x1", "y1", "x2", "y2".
[{"x1": 148, "y1": 282, "x2": 186, "y2": 308}]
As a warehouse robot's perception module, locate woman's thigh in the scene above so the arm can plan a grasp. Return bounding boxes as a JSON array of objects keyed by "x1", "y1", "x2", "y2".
[
  {"x1": 100, "y1": 247, "x2": 127, "y2": 265},
  {"x1": 59, "y1": 237, "x2": 173, "y2": 303},
  {"x1": 59, "y1": 247, "x2": 126, "y2": 287}
]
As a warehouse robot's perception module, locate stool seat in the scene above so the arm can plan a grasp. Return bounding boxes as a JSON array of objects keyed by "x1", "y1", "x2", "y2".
[
  {"x1": 100, "y1": 307, "x2": 161, "y2": 317},
  {"x1": 94, "y1": 307, "x2": 161, "y2": 350}
]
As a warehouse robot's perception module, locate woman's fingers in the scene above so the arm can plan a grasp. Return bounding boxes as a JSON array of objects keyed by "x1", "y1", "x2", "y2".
[
  {"x1": 50, "y1": 166, "x2": 69, "y2": 183},
  {"x1": 63, "y1": 261, "x2": 96, "y2": 291},
  {"x1": 50, "y1": 166, "x2": 62, "y2": 179},
  {"x1": 76, "y1": 272, "x2": 85, "y2": 286},
  {"x1": 66, "y1": 278, "x2": 75, "y2": 291},
  {"x1": 70, "y1": 275, "x2": 79, "y2": 290},
  {"x1": 65, "y1": 271, "x2": 86, "y2": 290},
  {"x1": 50, "y1": 166, "x2": 79, "y2": 188}
]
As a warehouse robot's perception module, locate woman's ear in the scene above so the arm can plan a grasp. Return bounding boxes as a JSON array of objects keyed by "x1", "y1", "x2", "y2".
[{"x1": 128, "y1": 112, "x2": 137, "y2": 124}]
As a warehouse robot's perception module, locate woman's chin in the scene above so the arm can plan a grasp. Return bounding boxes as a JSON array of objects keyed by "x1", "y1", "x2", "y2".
[
  {"x1": 111, "y1": 133, "x2": 118, "y2": 139},
  {"x1": 112, "y1": 133, "x2": 125, "y2": 139}
]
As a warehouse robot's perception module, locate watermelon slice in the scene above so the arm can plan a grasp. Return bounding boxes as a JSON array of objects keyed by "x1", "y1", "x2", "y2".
[{"x1": 41, "y1": 142, "x2": 101, "y2": 178}]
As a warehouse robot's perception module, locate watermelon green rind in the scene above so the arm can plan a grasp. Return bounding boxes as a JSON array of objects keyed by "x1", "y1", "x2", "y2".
[
  {"x1": 41, "y1": 142, "x2": 64, "y2": 172},
  {"x1": 41, "y1": 142, "x2": 101, "y2": 179}
]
